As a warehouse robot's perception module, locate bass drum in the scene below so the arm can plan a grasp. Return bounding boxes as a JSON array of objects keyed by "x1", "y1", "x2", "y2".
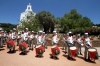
[
  {"x1": 70, "y1": 46, "x2": 77, "y2": 58},
  {"x1": 88, "y1": 48, "x2": 97, "y2": 61},
  {"x1": 35, "y1": 45, "x2": 44, "y2": 55},
  {"x1": 7, "y1": 40, "x2": 15, "y2": 49},
  {"x1": 51, "y1": 45, "x2": 60, "y2": 56},
  {"x1": 19, "y1": 42, "x2": 28, "y2": 51}
]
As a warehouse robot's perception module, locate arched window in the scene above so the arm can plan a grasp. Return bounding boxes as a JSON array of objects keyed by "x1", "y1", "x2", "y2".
[{"x1": 28, "y1": 7, "x2": 30, "y2": 10}]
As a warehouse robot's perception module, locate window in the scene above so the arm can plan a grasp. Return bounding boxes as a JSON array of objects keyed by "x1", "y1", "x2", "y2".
[{"x1": 28, "y1": 7, "x2": 30, "y2": 10}]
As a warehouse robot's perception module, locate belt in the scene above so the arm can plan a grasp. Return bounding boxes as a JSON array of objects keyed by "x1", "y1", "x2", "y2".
[{"x1": 86, "y1": 44, "x2": 90, "y2": 46}]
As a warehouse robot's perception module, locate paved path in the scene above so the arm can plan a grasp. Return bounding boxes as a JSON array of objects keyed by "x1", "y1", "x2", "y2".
[{"x1": 0, "y1": 45, "x2": 100, "y2": 66}]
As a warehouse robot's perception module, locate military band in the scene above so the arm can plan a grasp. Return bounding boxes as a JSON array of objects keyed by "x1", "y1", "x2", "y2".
[{"x1": 0, "y1": 27, "x2": 98, "y2": 62}]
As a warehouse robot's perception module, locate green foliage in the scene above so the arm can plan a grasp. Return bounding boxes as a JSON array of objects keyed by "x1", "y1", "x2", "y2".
[
  {"x1": 35, "y1": 11, "x2": 55, "y2": 33},
  {"x1": 93, "y1": 24, "x2": 100, "y2": 27},
  {"x1": 18, "y1": 12, "x2": 40, "y2": 32},
  {"x1": 0, "y1": 23, "x2": 17, "y2": 32},
  {"x1": 59, "y1": 9, "x2": 93, "y2": 33},
  {"x1": 80, "y1": 17, "x2": 93, "y2": 28}
]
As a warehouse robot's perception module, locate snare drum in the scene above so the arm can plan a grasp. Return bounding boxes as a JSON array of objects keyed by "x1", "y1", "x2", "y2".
[
  {"x1": 19, "y1": 42, "x2": 28, "y2": 51},
  {"x1": 88, "y1": 48, "x2": 97, "y2": 60},
  {"x1": 70, "y1": 46, "x2": 77, "y2": 57},
  {"x1": 7, "y1": 40, "x2": 15, "y2": 49},
  {"x1": 35, "y1": 45, "x2": 44, "y2": 55},
  {"x1": 51, "y1": 45, "x2": 60, "y2": 56}
]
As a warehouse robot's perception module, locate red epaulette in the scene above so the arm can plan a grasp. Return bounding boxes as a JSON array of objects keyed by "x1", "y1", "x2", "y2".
[
  {"x1": 42, "y1": 35, "x2": 44, "y2": 38},
  {"x1": 90, "y1": 38, "x2": 93, "y2": 40},
  {"x1": 65, "y1": 36, "x2": 68, "y2": 39},
  {"x1": 52, "y1": 35, "x2": 54, "y2": 38},
  {"x1": 28, "y1": 32, "x2": 30, "y2": 35},
  {"x1": 0, "y1": 32, "x2": 2, "y2": 34},
  {"x1": 57, "y1": 35, "x2": 60, "y2": 38},
  {"x1": 76, "y1": 38, "x2": 78, "y2": 40},
  {"x1": 81, "y1": 38, "x2": 85, "y2": 41}
]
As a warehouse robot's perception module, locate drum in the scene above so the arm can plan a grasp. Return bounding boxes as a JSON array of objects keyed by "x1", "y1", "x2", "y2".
[
  {"x1": 70, "y1": 46, "x2": 77, "y2": 57},
  {"x1": 19, "y1": 42, "x2": 28, "y2": 51},
  {"x1": 88, "y1": 48, "x2": 97, "y2": 60},
  {"x1": 7, "y1": 40, "x2": 15, "y2": 49},
  {"x1": 35, "y1": 45, "x2": 44, "y2": 55},
  {"x1": 51, "y1": 45, "x2": 60, "y2": 56},
  {"x1": 7, "y1": 43, "x2": 13, "y2": 49}
]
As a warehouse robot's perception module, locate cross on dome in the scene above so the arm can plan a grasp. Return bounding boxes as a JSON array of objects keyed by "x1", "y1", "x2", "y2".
[{"x1": 29, "y1": 3, "x2": 31, "y2": 5}]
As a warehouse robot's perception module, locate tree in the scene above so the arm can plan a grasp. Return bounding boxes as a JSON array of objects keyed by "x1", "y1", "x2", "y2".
[
  {"x1": 18, "y1": 11, "x2": 40, "y2": 32},
  {"x1": 60, "y1": 9, "x2": 82, "y2": 33},
  {"x1": 60, "y1": 9, "x2": 93, "y2": 33},
  {"x1": 80, "y1": 16, "x2": 93, "y2": 28},
  {"x1": 54, "y1": 17, "x2": 61, "y2": 33},
  {"x1": 0, "y1": 23, "x2": 17, "y2": 32},
  {"x1": 35, "y1": 11, "x2": 55, "y2": 33}
]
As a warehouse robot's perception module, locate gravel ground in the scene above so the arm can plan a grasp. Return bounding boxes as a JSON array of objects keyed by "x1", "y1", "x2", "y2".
[{"x1": 0, "y1": 45, "x2": 100, "y2": 66}]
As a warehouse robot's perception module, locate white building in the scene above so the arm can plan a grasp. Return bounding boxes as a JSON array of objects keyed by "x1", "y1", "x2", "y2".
[{"x1": 19, "y1": 3, "x2": 36, "y2": 25}]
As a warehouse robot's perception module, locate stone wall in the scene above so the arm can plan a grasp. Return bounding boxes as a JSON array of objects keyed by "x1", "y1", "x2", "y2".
[
  {"x1": 47, "y1": 40, "x2": 100, "y2": 47},
  {"x1": 92, "y1": 40, "x2": 100, "y2": 47}
]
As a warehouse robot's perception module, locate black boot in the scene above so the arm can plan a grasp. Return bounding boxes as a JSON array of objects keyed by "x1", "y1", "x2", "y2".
[
  {"x1": 35, "y1": 55, "x2": 39, "y2": 57},
  {"x1": 84, "y1": 57, "x2": 87, "y2": 61},
  {"x1": 62, "y1": 48, "x2": 64, "y2": 50},
  {"x1": 23, "y1": 51, "x2": 27, "y2": 55},
  {"x1": 65, "y1": 51, "x2": 67, "y2": 54},
  {"x1": 20, "y1": 52, "x2": 24, "y2": 55},
  {"x1": 55, "y1": 56, "x2": 59, "y2": 60},
  {"x1": 17, "y1": 44, "x2": 18, "y2": 46},
  {"x1": 67, "y1": 55, "x2": 71, "y2": 60},
  {"x1": 50, "y1": 55, "x2": 54, "y2": 58},
  {"x1": 88, "y1": 58, "x2": 91, "y2": 61},
  {"x1": 80, "y1": 52, "x2": 83, "y2": 55},
  {"x1": 45, "y1": 47, "x2": 47, "y2": 49},
  {"x1": 12, "y1": 50, "x2": 15, "y2": 53},
  {"x1": 29, "y1": 48, "x2": 31, "y2": 50},
  {"x1": 8, "y1": 49, "x2": 12, "y2": 53},
  {"x1": 31, "y1": 48, "x2": 34, "y2": 51}
]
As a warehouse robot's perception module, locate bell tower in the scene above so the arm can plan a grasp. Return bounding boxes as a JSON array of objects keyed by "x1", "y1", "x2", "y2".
[{"x1": 25, "y1": 3, "x2": 32, "y2": 12}]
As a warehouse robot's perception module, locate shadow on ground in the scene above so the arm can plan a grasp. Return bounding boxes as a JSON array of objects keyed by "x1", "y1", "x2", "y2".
[
  {"x1": 49, "y1": 54, "x2": 59, "y2": 60},
  {"x1": 0, "y1": 48, "x2": 5, "y2": 51},
  {"x1": 77, "y1": 55, "x2": 96, "y2": 64},
  {"x1": 63, "y1": 54, "x2": 76, "y2": 61},
  {"x1": 7, "y1": 50, "x2": 18, "y2": 54},
  {"x1": 19, "y1": 50, "x2": 30, "y2": 56}
]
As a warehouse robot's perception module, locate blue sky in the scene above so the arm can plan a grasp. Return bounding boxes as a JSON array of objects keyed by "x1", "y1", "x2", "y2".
[{"x1": 0, "y1": 0, "x2": 100, "y2": 24}]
